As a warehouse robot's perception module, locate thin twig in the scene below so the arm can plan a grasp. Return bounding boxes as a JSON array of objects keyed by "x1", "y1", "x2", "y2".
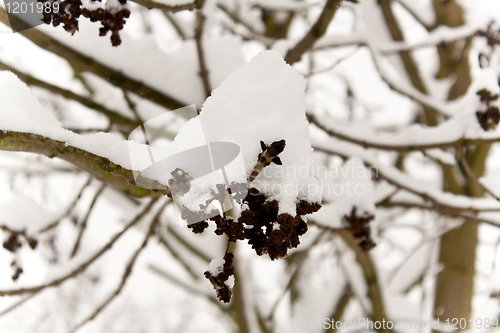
[
  {"x1": 395, "y1": 0, "x2": 432, "y2": 32},
  {"x1": 163, "y1": 11, "x2": 187, "y2": 39},
  {"x1": 38, "y1": 176, "x2": 93, "y2": 234},
  {"x1": 216, "y1": 3, "x2": 265, "y2": 39},
  {"x1": 303, "y1": 45, "x2": 361, "y2": 78},
  {"x1": 457, "y1": 146, "x2": 500, "y2": 201},
  {"x1": 70, "y1": 184, "x2": 107, "y2": 258},
  {"x1": 0, "y1": 294, "x2": 38, "y2": 318},
  {"x1": 285, "y1": 0, "x2": 342, "y2": 65},
  {"x1": 130, "y1": 0, "x2": 204, "y2": 12},
  {"x1": 166, "y1": 226, "x2": 211, "y2": 263},
  {"x1": 156, "y1": 231, "x2": 199, "y2": 280},
  {"x1": 69, "y1": 201, "x2": 168, "y2": 333},
  {"x1": 148, "y1": 264, "x2": 222, "y2": 308},
  {"x1": 0, "y1": 197, "x2": 160, "y2": 297},
  {"x1": 266, "y1": 232, "x2": 325, "y2": 321},
  {"x1": 194, "y1": 10, "x2": 212, "y2": 99}
]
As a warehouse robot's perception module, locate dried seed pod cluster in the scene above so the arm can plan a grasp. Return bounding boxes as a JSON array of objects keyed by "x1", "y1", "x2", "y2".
[
  {"x1": 175, "y1": 140, "x2": 322, "y2": 302},
  {"x1": 1, "y1": 227, "x2": 38, "y2": 281},
  {"x1": 343, "y1": 207, "x2": 375, "y2": 251},
  {"x1": 204, "y1": 253, "x2": 234, "y2": 303},
  {"x1": 476, "y1": 88, "x2": 500, "y2": 131},
  {"x1": 40, "y1": 0, "x2": 130, "y2": 46}
]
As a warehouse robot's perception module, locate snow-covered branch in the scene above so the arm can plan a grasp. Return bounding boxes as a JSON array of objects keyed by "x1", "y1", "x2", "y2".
[
  {"x1": 0, "y1": 7, "x2": 185, "y2": 111},
  {"x1": 312, "y1": 138, "x2": 500, "y2": 213},
  {"x1": 0, "y1": 130, "x2": 161, "y2": 197}
]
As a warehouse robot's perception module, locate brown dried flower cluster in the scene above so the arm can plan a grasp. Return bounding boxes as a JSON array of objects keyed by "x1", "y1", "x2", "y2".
[
  {"x1": 476, "y1": 88, "x2": 500, "y2": 131},
  {"x1": 40, "y1": 0, "x2": 130, "y2": 46},
  {"x1": 2, "y1": 227, "x2": 38, "y2": 281},
  {"x1": 204, "y1": 253, "x2": 234, "y2": 303},
  {"x1": 343, "y1": 207, "x2": 375, "y2": 251},
  {"x1": 174, "y1": 139, "x2": 322, "y2": 302}
]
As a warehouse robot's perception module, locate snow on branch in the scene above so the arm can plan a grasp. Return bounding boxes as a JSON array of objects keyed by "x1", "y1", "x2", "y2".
[
  {"x1": 0, "y1": 71, "x2": 171, "y2": 197},
  {"x1": 314, "y1": 11, "x2": 477, "y2": 53},
  {"x1": 0, "y1": 7, "x2": 185, "y2": 111},
  {"x1": 0, "y1": 130, "x2": 160, "y2": 197},
  {"x1": 308, "y1": 113, "x2": 500, "y2": 152},
  {"x1": 312, "y1": 138, "x2": 500, "y2": 215}
]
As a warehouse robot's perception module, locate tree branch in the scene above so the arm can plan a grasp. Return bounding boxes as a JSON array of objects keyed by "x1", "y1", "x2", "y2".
[
  {"x1": 130, "y1": 0, "x2": 204, "y2": 11},
  {"x1": 194, "y1": 10, "x2": 212, "y2": 99},
  {"x1": 285, "y1": 0, "x2": 342, "y2": 65},
  {"x1": 0, "y1": 130, "x2": 169, "y2": 197},
  {"x1": 70, "y1": 184, "x2": 107, "y2": 258},
  {"x1": 0, "y1": 7, "x2": 185, "y2": 112},
  {"x1": 0, "y1": 61, "x2": 139, "y2": 133}
]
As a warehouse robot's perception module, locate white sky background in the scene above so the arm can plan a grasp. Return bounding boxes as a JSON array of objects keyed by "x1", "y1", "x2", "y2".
[{"x1": 1, "y1": 0, "x2": 500, "y2": 332}]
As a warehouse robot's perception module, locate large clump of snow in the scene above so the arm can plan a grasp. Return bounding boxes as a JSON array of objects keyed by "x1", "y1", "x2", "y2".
[{"x1": 170, "y1": 50, "x2": 321, "y2": 215}]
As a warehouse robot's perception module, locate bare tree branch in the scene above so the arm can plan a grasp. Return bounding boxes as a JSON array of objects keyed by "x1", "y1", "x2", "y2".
[
  {"x1": 130, "y1": 0, "x2": 204, "y2": 12},
  {"x1": 38, "y1": 176, "x2": 93, "y2": 234},
  {"x1": 285, "y1": 0, "x2": 342, "y2": 65},
  {"x1": 0, "y1": 61, "x2": 139, "y2": 133},
  {"x1": 70, "y1": 184, "x2": 107, "y2": 258},
  {"x1": 195, "y1": 10, "x2": 212, "y2": 99}
]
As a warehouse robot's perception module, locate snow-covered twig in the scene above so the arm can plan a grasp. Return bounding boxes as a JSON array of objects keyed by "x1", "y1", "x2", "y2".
[
  {"x1": 0, "y1": 61, "x2": 139, "y2": 134},
  {"x1": 312, "y1": 138, "x2": 500, "y2": 213},
  {"x1": 308, "y1": 114, "x2": 460, "y2": 151}
]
